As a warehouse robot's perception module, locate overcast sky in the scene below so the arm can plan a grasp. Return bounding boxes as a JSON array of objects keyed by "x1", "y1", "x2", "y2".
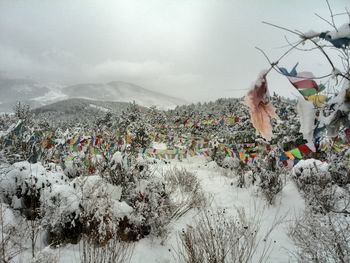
[{"x1": 0, "y1": 0, "x2": 349, "y2": 102}]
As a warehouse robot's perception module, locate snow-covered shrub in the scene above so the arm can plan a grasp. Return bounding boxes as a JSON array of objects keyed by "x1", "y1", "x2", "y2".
[
  {"x1": 63, "y1": 153, "x2": 90, "y2": 178},
  {"x1": 328, "y1": 150, "x2": 350, "y2": 186},
  {"x1": 79, "y1": 235, "x2": 134, "y2": 263},
  {"x1": 123, "y1": 177, "x2": 171, "y2": 240},
  {"x1": 258, "y1": 170, "x2": 284, "y2": 205},
  {"x1": 212, "y1": 149, "x2": 228, "y2": 167},
  {"x1": 236, "y1": 168, "x2": 258, "y2": 188},
  {"x1": 0, "y1": 161, "x2": 70, "y2": 220},
  {"x1": 293, "y1": 159, "x2": 330, "y2": 190},
  {"x1": 40, "y1": 182, "x2": 81, "y2": 245},
  {"x1": 292, "y1": 159, "x2": 346, "y2": 214},
  {"x1": 175, "y1": 208, "x2": 279, "y2": 263},
  {"x1": 97, "y1": 153, "x2": 173, "y2": 241},
  {"x1": 221, "y1": 156, "x2": 239, "y2": 169},
  {"x1": 0, "y1": 162, "x2": 82, "y2": 246},
  {"x1": 75, "y1": 176, "x2": 132, "y2": 244},
  {"x1": 163, "y1": 167, "x2": 206, "y2": 220},
  {"x1": 100, "y1": 151, "x2": 134, "y2": 189},
  {"x1": 289, "y1": 211, "x2": 350, "y2": 262},
  {"x1": 255, "y1": 151, "x2": 285, "y2": 204},
  {"x1": 0, "y1": 203, "x2": 26, "y2": 263},
  {"x1": 123, "y1": 167, "x2": 206, "y2": 241},
  {"x1": 0, "y1": 161, "x2": 135, "y2": 246}
]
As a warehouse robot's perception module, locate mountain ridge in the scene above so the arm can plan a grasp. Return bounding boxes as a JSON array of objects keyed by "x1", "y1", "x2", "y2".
[
  {"x1": 62, "y1": 80, "x2": 186, "y2": 108},
  {"x1": 0, "y1": 77, "x2": 186, "y2": 112}
]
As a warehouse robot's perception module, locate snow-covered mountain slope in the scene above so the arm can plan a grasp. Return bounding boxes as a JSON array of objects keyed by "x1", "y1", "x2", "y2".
[
  {"x1": 31, "y1": 98, "x2": 132, "y2": 125},
  {"x1": 0, "y1": 77, "x2": 49, "y2": 102},
  {"x1": 0, "y1": 76, "x2": 185, "y2": 112},
  {"x1": 0, "y1": 76, "x2": 66, "y2": 113},
  {"x1": 63, "y1": 81, "x2": 186, "y2": 109},
  {"x1": 32, "y1": 98, "x2": 132, "y2": 114}
]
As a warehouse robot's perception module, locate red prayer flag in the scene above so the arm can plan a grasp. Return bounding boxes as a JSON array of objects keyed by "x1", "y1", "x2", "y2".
[{"x1": 298, "y1": 144, "x2": 311, "y2": 155}]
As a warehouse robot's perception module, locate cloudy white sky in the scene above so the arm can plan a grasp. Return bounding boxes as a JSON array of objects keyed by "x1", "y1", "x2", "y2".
[{"x1": 0, "y1": 0, "x2": 349, "y2": 102}]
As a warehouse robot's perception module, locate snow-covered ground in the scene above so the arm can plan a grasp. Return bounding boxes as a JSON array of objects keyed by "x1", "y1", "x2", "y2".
[
  {"x1": 14, "y1": 156, "x2": 305, "y2": 263},
  {"x1": 88, "y1": 103, "x2": 110, "y2": 112},
  {"x1": 31, "y1": 85, "x2": 67, "y2": 104}
]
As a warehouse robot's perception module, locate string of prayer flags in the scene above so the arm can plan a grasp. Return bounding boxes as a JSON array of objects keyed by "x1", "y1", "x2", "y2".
[{"x1": 279, "y1": 63, "x2": 326, "y2": 97}]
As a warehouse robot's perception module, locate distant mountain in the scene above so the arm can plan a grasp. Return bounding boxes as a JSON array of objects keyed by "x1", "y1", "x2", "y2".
[
  {"x1": 63, "y1": 81, "x2": 186, "y2": 109},
  {"x1": 0, "y1": 76, "x2": 66, "y2": 112},
  {"x1": 0, "y1": 77, "x2": 186, "y2": 112},
  {"x1": 0, "y1": 77, "x2": 48, "y2": 102}
]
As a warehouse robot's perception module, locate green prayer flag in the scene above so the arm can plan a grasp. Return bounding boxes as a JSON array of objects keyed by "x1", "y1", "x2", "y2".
[{"x1": 290, "y1": 148, "x2": 302, "y2": 159}]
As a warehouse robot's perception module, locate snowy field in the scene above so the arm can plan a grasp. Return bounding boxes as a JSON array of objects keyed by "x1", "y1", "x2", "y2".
[{"x1": 9, "y1": 156, "x2": 305, "y2": 263}]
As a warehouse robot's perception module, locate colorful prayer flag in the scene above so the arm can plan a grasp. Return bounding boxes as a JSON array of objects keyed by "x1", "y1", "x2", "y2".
[
  {"x1": 290, "y1": 148, "x2": 303, "y2": 159},
  {"x1": 279, "y1": 63, "x2": 325, "y2": 97},
  {"x1": 285, "y1": 151, "x2": 295, "y2": 160},
  {"x1": 298, "y1": 144, "x2": 311, "y2": 155}
]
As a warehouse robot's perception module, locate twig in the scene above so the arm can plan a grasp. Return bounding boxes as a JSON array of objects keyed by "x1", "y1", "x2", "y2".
[
  {"x1": 255, "y1": 44, "x2": 332, "y2": 81},
  {"x1": 332, "y1": 11, "x2": 350, "y2": 17},
  {"x1": 309, "y1": 38, "x2": 335, "y2": 69},
  {"x1": 326, "y1": 0, "x2": 338, "y2": 32},
  {"x1": 262, "y1": 21, "x2": 300, "y2": 37},
  {"x1": 314, "y1": 12, "x2": 336, "y2": 29}
]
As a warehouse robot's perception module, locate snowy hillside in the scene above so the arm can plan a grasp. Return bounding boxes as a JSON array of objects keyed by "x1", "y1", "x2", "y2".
[
  {"x1": 0, "y1": 76, "x2": 66, "y2": 113},
  {"x1": 31, "y1": 98, "x2": 134, "y2": 126},
  {"x1": 63, "y1": 81, "x2": 186, "y2": 109},
  {"x1": 0, "y1": 77, "x2": 185, "y2": 112},
  {"x1": 1, "y1": 89, "x2": 350, "y2": 263}
]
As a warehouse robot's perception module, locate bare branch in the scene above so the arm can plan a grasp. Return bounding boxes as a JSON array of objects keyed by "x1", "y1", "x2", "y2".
[
  {"x1": 333, "y1": 11, "x2": 349, "y2": 17},
  {"x1": 256, "y1": 43, "x2": 333, "y2": 81},
  {"x1": 346, "y1": 7, "x2": 350, "y2": 20},
  {"x1": 284, "y1": 36, "x2": 333, "y2": 53},
  {"x1": 262, "y1": 21, "x2": 301, "y2": 37},
  {"x1": 255, "y1": 47, "x2": 273, "y2": 65},
  {"x1": 326, "y1": 0, "x2": 338, "y2": 31},
  {"x1": 315, "y1": 12, "x2": 336, "y2": 29}
]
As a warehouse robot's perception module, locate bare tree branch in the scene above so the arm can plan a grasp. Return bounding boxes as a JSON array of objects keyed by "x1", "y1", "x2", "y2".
[
  {"x1": 315, "y1": 12, "x2": 336, "y2": 29},
  {"x1": 262, "y1": 21, "x2": 300, "y2": 37},
  {"x1": 326, "y1": 0, "x2": 338, "y2": 32},
  {"x1": 261, "y1": 20, "x2": 350, "y2": 81}
]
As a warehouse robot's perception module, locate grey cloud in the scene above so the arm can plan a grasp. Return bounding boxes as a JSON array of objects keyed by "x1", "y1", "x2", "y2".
[{"x1": 0, "y1": 0, "x2": 349, "y2": 102}]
